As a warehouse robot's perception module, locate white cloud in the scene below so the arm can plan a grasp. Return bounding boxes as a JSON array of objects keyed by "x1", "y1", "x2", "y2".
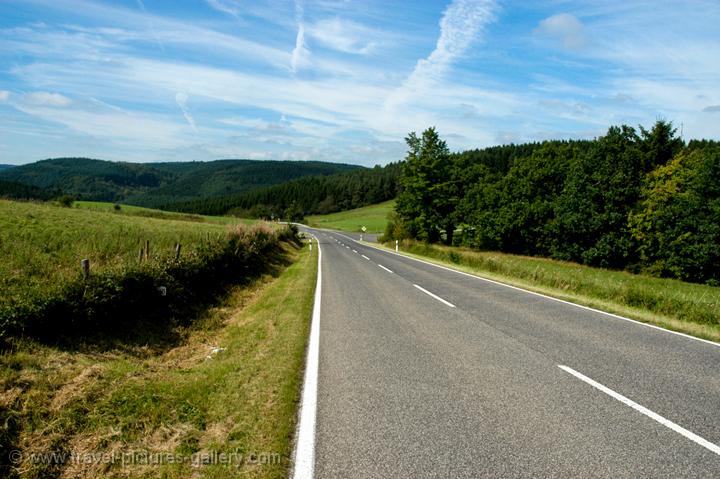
[
  {"x1": 387, "y1": 0, "x2": 496, "y2": 108},
  {"x1": 23, "y1": 91, "x2": 71, "y2": 106},
  {"x1": 291, "y1": 0, "x2": 309, "y2": 72},
  {"x1": 205, "y1": 0, "x2": 241, "y2": 18},
  {"x1": 175, "y1": 92, "x2": 197, "y2": 132},
  {"x1": 0, "y1": 91, "x2": 9, "y2": 102},
  {"x1": 308, "y1": 18, "x2": 376, "y2": 55},
  {"x1": 535, "y1": 13, "x2": 586, "y2": 49},
  {"x1": 14, "y1": 101, "x2": 193, "y2": 149}
]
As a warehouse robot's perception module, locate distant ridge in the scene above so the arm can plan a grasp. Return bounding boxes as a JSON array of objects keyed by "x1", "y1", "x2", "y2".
[
  {"x1": 0, "y1": 157, "x2": 362, "y2": 207},
  {"x1": 0, "y1": 164, "x2": 14, "y2": 171}
]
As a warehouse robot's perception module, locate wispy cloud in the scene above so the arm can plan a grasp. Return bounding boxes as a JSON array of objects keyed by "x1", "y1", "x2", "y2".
[
  {"x1": 175, "y1": 92, "x2": 197, "y2": 132},
  {"x1": 23, "y1": 91, "x2": 71, "y2": 106},
  {"x1": 205, "y1": 0, "x2": 241, "y2": 19},
  {"x1": 0, "y1": 91, "x2": 9, "y2": 102},
  {"x1": 135, "y1": 0, "x2": 164, "y2": 51},
  {"x1": 291, "y1": 0, "x2": 309, "y2": 72},
  {"x1": 387, "y1": 0, "x2": 497, "y2": 108},
  {"x1": 307, "y1": 18, "x2": 377, "y2": 55},
  {"x1": 534, "y1": 13, "x2": 586, "y2": 50}
]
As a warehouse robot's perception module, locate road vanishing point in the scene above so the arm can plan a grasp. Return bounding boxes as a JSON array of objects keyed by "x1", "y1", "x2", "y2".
[{"x1": 293, "y1": 227, "x2": 720, "y2": 478}]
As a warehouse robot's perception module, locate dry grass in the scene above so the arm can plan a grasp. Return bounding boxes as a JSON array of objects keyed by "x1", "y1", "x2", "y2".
[{"x1": 1, "y1": 241, "x2": 317, "y2": 478}]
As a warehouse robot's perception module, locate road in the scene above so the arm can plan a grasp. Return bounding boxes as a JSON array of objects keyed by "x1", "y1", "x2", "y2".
[{"x1": 296, "y1": 226, "x2": 720, "y2": 478}]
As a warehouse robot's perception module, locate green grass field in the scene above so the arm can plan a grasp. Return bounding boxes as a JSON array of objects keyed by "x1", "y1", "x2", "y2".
[
  {"x1": 376, "y1": 240, "x2": 720, "y2": 343},
  {"x1": 0, "y1": 200, "x2": 239, "y2": 304},
  {"x1": 305, "y1": 199, "x2": 394, "y2": 233},
  {"x1": 74, "y1": 200, "x2": 256, "y2": 225}
]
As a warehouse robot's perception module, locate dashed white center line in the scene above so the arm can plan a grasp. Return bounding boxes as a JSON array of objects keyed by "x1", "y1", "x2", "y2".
[
  {"x1": 378, "y1": 264, "x2": 393, "y2": 274},
  {"x1": 352, "y1": 249, "x2": 358, "y2": 253},
  {"x1": 413, "y1": 284, "x2": 455, "y2": 308},
  {"x1": 346, "y1": 246, "x2": 350, "y2": 249},
  {"x1": 558, "y1": 365, "x2": 720, "y2": 456},
  {"x1": 361, "y1": 254, "x2": 370, "y2": 260}
]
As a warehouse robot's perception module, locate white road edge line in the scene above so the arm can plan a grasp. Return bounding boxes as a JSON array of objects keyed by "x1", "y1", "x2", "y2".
[
  {"x1": 413, "y1": 284, "x2": 456, "y2": 308},
  {"x1": 361, "y1": 254, "x2": 370, "y2": 260},
  {"x1": 378, "y1": 264, "x2": 393, "y2": 274},
  {"x1": 292, "y1": 236, "x2": 322, "y2": 479},
  {"x1": 328, "y1": 231, "x2": 719, "y2": 348},
  {"x1": 558, "y1": 365, "x2": 720, "y2": 456}
]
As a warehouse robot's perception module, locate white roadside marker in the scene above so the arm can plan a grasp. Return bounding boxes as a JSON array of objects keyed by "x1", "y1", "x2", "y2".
[
  {"x1": 558, "y1": 365, "x2": 720, "y2": 456},
  {"x1": 413, "y1": 284, "x2": 455, "y2": 308}
]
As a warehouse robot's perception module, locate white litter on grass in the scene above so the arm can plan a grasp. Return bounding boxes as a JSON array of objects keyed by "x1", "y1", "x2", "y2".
[{"x1": 206, "y1": 346, "x2": 227, "y2": 359}]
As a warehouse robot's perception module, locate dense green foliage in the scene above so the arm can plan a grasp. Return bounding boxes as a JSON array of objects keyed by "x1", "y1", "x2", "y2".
[
  {"x1": 0, "y1": 179, "x2": 56, "y2": 200},
  {"x1": 0, "y1": 157, "x2": 360, "y2": 207},
  {"x1": 0, "y1": 165, "x2": 14, "y2": 172},
  {"x1": 167, "y1": 162, "x2": 401, "y2": 218},
  {"x1": 390, "y1": 122, "x2": 719, "y2": 284}
]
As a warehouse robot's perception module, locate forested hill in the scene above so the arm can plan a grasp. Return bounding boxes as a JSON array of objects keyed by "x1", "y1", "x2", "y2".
[
  {"x1": 165, "y1": 162, "x2": 402, "y2": 218},
  {"x1": 0, "y1": 157, "x2": 361, "y2": 207},
  {"x1": 0, "y1": 165, "x2": 13, "y2": 172}
]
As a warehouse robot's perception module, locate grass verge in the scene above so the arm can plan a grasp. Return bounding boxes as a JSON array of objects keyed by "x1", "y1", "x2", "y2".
[
  {"x1": 1, "y1": 240, "x2": 317, "y2": 478},
  {"x1": 374, "y1": 240, "x2": 720, "y2": 343},
  {"x1": 305, "y1": 199, "x2": 394, "y2": 233}
]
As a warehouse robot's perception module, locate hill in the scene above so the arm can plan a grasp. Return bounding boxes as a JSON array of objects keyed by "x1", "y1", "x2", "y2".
[
  {"x1": 0, "y1": 157, "x2": 361, "y2": 207},
  {"x1": 305, "y1": 200, "x2": 395, "y2": 233},
  {"x1": 0, "y1": 164, "x2": 13, "y2": 172},
  {"x1": 168, "y1": 162, "x2": 401, "y2": 217}
]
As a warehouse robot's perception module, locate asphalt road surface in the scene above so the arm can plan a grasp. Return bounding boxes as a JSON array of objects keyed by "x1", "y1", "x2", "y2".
[{"x1": 297, "y1": 226, "x2": 720, "y2": 478}]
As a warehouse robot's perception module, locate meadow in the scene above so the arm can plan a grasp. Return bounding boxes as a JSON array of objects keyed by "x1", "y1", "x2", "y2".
[
  {"x1": 74, "y1": 201, "x2": 256, "y2": 225},
  {"x1": 305, "y1": 199, "x2": 394, "y2": 233},
  {"x1": 1, "y1": 200, "x2": 233, "y2": 308}
]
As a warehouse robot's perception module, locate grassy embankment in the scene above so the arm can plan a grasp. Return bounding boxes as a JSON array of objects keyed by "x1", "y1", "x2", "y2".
[
  {"x1": 0, "y1": 199, "x2": 318, "y2": 478},
  {"x1": 307, "y1": 199, "x2": 719, "y2": 342},
  {"x1": 74, "y1": 201, "x2": 256, "y2": 225},
  {"x1": 305, "y1": 199, "x2": 394, "y2": 233},
  {"x1": 380, "y1": 241, "x2": 720, "y2": 342}
]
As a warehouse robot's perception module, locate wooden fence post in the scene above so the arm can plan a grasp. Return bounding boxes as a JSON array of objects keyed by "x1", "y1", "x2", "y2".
[
  {"x1": 81, "y1": 259, "x2": 90, "y2": 280},
  {"x1": 145, "y1": 240, "x2": 150, "y2": 260},
  {"x1": 175, "y1": 243, "x2": 182, "y2": 261}
]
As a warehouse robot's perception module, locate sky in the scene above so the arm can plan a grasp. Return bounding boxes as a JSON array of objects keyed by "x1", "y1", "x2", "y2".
[{"x1": 0, "y1": 0, "x2": 718, "y2": 166}]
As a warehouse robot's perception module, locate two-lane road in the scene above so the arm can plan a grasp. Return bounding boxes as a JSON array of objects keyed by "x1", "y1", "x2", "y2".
[{"x1": 295, "y1": 227, "x2": 720, "y2": 478}]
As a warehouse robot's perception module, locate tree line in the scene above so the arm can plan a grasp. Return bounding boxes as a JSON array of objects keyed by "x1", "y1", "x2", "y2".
[
  {"x1": 165, "y1": 163, "x2": 402, "y2": 220},
  {"x1": 388, "y1": 123, "x2": 719, "y2": 285}
]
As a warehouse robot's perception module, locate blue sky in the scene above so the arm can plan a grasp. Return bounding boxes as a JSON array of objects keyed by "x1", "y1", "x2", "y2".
[{"x1": 0, "y1": 0, "x2": 718, "y2": 166}]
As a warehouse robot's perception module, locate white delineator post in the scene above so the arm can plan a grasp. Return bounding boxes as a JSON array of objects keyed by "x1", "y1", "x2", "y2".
[
  {"x1": 309, "y1": 238, "x2": 312, "y2": 251},
  {"x1": 395, "y1": 239, "x2": 399, "y2": 252}
]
